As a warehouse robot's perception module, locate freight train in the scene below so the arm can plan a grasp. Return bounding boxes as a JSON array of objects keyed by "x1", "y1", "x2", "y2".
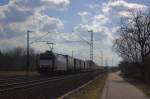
[{"x1": 36, "y1": 51, "x2": 100, "y2": 75}]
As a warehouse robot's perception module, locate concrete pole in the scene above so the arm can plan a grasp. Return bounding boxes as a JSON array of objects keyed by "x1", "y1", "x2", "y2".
[{"x1": 27, "y1": 30, "x2": 32, "y2": 75}]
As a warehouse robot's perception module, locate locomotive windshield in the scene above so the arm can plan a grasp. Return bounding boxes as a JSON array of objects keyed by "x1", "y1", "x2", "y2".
[
  {"x1": 40, "y1": 51, "x2": 55, "y2": 60},
  {"x1": 38, "y1": 51, "x2": 55, "y2": 70}
]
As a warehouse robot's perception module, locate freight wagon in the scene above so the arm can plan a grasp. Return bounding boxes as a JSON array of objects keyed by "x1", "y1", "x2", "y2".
[{"x1": 37, "y1": 51, "x2": 100, "y2": 75}]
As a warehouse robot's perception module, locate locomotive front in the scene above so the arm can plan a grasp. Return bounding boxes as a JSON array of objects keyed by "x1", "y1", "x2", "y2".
[{"x1": 37, "y1": 51, "x2": 55, "y2": 74}]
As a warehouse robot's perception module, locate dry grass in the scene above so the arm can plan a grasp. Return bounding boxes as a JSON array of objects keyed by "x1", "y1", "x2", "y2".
[
  {"x1": 63, "y1": 74, "x2": 107, "y2": 99},
  {"x1": 126, "y1": 79, "x2": 150, "y2": 96}
]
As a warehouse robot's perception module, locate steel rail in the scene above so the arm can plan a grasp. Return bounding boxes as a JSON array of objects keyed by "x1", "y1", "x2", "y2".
[{"x1": 0, "y1": 72, "x2": 90, "y2": 93}]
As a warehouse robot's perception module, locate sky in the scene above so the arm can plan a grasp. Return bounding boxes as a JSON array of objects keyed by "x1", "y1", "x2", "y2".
[{"x1": 0, "y1": 0, "x2": 149, "y2": 66}]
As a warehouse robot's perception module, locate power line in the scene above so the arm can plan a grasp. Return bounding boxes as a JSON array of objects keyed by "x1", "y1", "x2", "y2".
[
  {"x1": 30, "y1": 32, "x2": 53, "y2": 44},
  {"x1": 71, "y1": 30, "x2": 94, "y2": 68},
  {"x1": 33, "y1": 40, "x2": 55, "y2": 51},
  {"x1": 26, "y1": 30, "x2": 55, "y2": 75},
  {"x1": 71, "y1": 31, "x2": 91, "y2": 60},
  {"x1": 72, "y1": 31, "x2": 90, "y2": 45}
]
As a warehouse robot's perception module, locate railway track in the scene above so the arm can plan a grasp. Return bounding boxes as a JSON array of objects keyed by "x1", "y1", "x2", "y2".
[
  {"x1": 0, "y1": 76, "x2": 48, "y2": 84},
  {"x1": 0, "y1": 77, "x2": 33, "y2": 84},
  {"x1": 0, "y1": 71, "x2": 102, "y2": 99},
  {"x1": 0, "y1": 72, "x2": 90, "y2": 93}
]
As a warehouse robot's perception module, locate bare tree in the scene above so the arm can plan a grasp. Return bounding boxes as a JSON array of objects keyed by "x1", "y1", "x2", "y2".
[
  {"x1": 115, "y1": 10, "x2": 150, "y2": 63},
  {"x1": 114, "y1": 10, "x2": 150, "y2": 80}
]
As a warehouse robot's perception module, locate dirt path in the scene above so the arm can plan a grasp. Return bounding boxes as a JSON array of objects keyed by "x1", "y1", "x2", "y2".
[{"x1": 101, "y1": 72, "x2": 150, "y2": 99}]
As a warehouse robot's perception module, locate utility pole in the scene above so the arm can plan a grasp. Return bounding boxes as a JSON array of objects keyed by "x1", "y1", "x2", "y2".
[
  {"x1": 105, "y1": 58, "x2": 108, "y2": 67},
  {"x1": 112, "y1": 57, "x2": 114, "y2": 67},
  {"x1": 72, "y1": 50, "x2": 74, "y2": 57},
  {"x1": 88, "y1": 30, "x2": 94, "y2": 69},
  {"x1": 101, "y1": 51, "x2": 103, "y2": 66},
  {"x1": 72, "y1": 30, "x2": 94, "y2": 68},
  {"x1": 27, "y1": 30, "x2": 32, "y2": 75},
  {"x1": 26, "y1": 31, "x2": 55, "y2": 75}
]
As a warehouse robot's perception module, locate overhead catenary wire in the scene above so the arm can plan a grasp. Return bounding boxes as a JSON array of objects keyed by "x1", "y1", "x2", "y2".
[
  {"x1": 30, "y1": 32, "x2": 54, "y2": 44},
  {"x1": 72, "y1": 30, "x2": 94, "y2": 68},
  {"x1": 72, "y1": 31, "x2": 90, "y2": 45}
]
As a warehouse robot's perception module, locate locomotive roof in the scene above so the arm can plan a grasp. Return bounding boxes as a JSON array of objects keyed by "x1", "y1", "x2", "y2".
[
  {"x1": 40, "y1": 50, "x2": 86, "y2": 61},
  {"x1": 40, "y1": 51, "x2": 55, "y2": 58}
]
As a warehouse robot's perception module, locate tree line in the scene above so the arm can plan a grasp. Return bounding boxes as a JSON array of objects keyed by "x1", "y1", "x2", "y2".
[
  {"x1": 0, "y1": 47, "x2": 37, "y2": 71},
  {"x1": 114, "y1": 10, "x2": 150, "y2": 83}
]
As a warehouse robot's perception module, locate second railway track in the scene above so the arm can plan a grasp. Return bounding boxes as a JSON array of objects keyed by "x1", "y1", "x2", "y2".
[{"x1": 0, "y1": 72, "x2": 90, "y2": 93}]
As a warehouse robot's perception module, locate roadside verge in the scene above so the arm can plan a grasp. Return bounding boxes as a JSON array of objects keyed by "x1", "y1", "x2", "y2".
[
  {"x1": 58, "y1": 73, "x2": 107, "y2": 99},
  {"x1": 124, "y1": 77, "x2": 150, "y2": 97}
]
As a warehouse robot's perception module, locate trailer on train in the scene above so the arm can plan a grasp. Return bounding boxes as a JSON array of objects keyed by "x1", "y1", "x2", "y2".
[{"x1": 37, "y1": 51, "x2": 102, "y2": 75}]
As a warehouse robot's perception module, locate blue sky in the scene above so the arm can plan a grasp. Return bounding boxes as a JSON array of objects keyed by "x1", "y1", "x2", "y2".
[{"x1": 0, "y1": 0, "x2": 149, "y2": 66}]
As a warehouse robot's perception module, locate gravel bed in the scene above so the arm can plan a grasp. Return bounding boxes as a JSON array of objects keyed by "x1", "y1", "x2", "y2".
[{"x1": 0, "y1": 71, "x2": 101, "y2": 99}]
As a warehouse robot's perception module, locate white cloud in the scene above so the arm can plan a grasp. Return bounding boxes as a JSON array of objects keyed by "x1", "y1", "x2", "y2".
[
  {"x1": 30, "y1": 12, "x2": 64, "y2": 32},
  {"x1": 0, "y1": 0, "x2": 68, "y2": 36},
  {"x1": 78, "y1": 11, "x2": 90, "y2": 23},
  {"x1": 41, "y1": 0, "x2": 70, "y2": 8},
  {"x1": 0, "y1": 0, "x2": 69, "y2": 52},
  {"x1": 0, "y1": 12, "x2": 64, "y2": 38},
  {"x1": 74, "y1": 0, "x2": 148, "y2": 65},
  {"x1": 102, "y1": 0, "x2": 148, "y2": 15},
  {"x1": 74, "y1": 13, "x2": 110, "y2": 39},
  {"x1": 118, "y1": 11, "x2": 131, "y2": 17},
  {"x1": 109, "y1": 0, "x2": 147, "y2": 10},
  {"x1": 75, "y1": 0, "x2": 148, "y2": 42},
  {"x1": 0, "y1": 0, "x2": 70, "y2": 22},
  {"x1": 92, "y1": 14, "x2": 109, "y2": 25}
]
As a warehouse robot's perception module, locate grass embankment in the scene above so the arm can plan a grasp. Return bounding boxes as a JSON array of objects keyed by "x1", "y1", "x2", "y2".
[
  {"x1": 63, "y1": 74, "x2": 107, "y2": 99},
  {"x1": 125, "y1": 79, "x2": 150, "y2": 96}
]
